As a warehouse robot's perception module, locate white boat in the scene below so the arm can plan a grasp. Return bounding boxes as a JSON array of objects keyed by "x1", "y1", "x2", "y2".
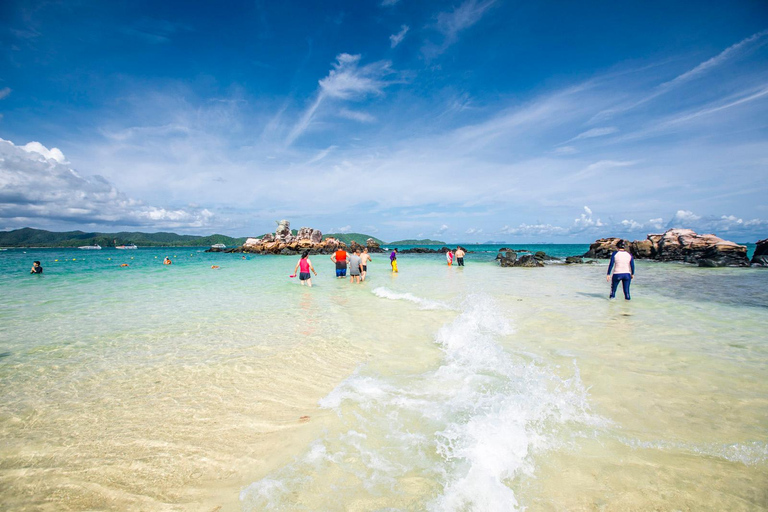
[
  {"x1": 78, "y1": 244, "x2": 102, "y2": 250},
  {"x1": 211, "y1": 243, "x2": 226, "y2": 249},
  {"x1": 115, "y1": 244, "x2": 138, "y2": 250}
]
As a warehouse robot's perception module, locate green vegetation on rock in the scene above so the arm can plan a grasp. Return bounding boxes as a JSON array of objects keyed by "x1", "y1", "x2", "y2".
[{"x1": 324, "y1": 233, "x2": 385, "y2": 246}]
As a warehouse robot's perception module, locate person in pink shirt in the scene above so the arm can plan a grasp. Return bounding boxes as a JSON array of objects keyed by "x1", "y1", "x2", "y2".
[{"x1": 293, "y1": 251, "x2": 317, "y2": 287}]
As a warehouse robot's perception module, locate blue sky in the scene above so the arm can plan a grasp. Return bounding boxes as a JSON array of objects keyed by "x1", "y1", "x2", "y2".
[{"x1": 1, "y1": 0, "x2": 767, "y2": 242}]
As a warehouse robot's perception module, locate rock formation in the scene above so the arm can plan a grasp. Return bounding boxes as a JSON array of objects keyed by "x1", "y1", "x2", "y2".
[
  {"x1": 583, "y1": 229, "x2": 749, "y2": 267},
  {"x1": 751, "y1": 238, "x2": 768, "y2": 267},
  {"x1": 218, "y1": 223, "x2": 348, "y2": 255},
  {"x1": 496, "y1": 249, "x2": 545, "y2": 267}
]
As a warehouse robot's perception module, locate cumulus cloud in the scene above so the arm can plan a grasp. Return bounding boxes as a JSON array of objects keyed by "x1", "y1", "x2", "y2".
[
  {"x1": 574, "y1": 205, "x2": 603, "y2": 228},
  {"x1": 668, "y1": 209, "x2": 702, "y2": 226},
  {"x1": 0, "y1": 138, "x2": 214, "y2": 230},
  {"x1": 465, "y1": 227, "x2": 483, "y2": 234},
  {"x1": 335, "y1": 225, "x2": 352, "y2": 233},
  {"x1": 434, "y1": 224, "x2": 449, "y2": 236},
  {"x1": 390, "y1": 25, "x2": 409, "y2": 48},
  {"x1": 0, "y1": 87, "x2": 11, "y2": 100}
]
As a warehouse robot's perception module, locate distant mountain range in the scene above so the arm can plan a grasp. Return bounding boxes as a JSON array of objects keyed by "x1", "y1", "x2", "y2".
[
  {"x1": 0, "y1": 228, "x2": 444, "y2": 248},
  {"x1": 0, "y1": 228, "x2": 247, "y2": 248}
]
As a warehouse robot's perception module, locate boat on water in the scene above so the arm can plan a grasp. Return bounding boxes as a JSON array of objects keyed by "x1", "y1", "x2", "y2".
[
  {"x1": 211, "y1": 243, "x2": 226, "y2": 249},
  {"x1": 78, "y1": 244, "x2": 102, "y2": 250},
  {"x1": 115, "y1": 244, "x2": 138, "y2": 250}
]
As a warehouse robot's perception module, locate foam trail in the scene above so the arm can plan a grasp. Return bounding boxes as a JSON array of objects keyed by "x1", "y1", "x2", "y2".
[
  {"x1": 241, "y1": 295, "x2": 602, "y2": 511},
  {"x1": 372, "y1": 286, "x2": 451, "y2": 310}
]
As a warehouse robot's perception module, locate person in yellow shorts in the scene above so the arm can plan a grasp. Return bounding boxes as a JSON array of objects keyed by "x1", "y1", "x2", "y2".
[{"x1": 390, "y1": 248, "x2": 398, "y2": 273}]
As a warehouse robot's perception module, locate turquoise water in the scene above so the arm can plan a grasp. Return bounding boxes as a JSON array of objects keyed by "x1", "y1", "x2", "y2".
[{"x1": 1, "y1": 246, "x2": 766, "y2": 510}]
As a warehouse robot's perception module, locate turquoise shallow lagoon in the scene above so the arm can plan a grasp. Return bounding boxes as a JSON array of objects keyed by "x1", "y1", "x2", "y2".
[{"x1": 1, "y1": 246, "x2": 766, "y2": 510}]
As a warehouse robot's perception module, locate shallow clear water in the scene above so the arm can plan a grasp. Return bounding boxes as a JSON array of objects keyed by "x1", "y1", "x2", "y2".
[{"x1": 1, "y1": 247, "x2": 766, "y2": 510}]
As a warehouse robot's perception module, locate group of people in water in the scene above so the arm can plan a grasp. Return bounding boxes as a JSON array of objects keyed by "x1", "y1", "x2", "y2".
[
  {"x1": 292, "y1": 245, "x2": 471, "y2": 287},
  {"x1": 26, "y1": 242, "x2": 635, "y2": 299}
]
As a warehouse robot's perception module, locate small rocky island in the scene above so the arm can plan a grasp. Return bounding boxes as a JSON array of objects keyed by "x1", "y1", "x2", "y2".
[
  {"x1": 583, "y1": 228, "x2": 751, "y2": 267},
  {"x1": 209, "y1": 220, "x2": 384, "y2": 255}
]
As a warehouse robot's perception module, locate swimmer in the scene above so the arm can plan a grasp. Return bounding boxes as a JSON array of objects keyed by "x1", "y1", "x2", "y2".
[
  {"x1": 30, "y1": 261, "x2": 43, "y2": 274},
  {"x1": 163, "y1": 257, "x2": 172, "y2": 265},
  {"x1": 293, "y1": 251, "x2": 318, "y2": 287},
  {"x1": 360, "y1": 247, "x2": 372, "y2": 281},
  {"x1": 606, "y1": 240, "x2": 634, "y2": 300}
]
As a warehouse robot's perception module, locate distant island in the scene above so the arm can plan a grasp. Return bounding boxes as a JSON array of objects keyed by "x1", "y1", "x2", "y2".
[
  {"x1": 388, "y1": 238, "x2": 445, "y2": 245},
  {"x1": 0, "y1": 228, "x2": 248, "y2": 248},
  {"x1": 0, "y1": 227, "x2": 403, "y2": 248}
]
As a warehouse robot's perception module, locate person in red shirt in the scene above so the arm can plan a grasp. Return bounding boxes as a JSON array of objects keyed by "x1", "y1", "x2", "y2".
[{"x1": 331, "y1": 248, "x2": 347, "y2": 278}]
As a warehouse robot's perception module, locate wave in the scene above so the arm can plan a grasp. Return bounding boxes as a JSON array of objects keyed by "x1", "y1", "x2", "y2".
[
  {"x1": 371, "y1": 286, "x2": 452, "y2": 310},
  {"x1": 240, "y1": 295, "x2": 602, "y2": 511}
]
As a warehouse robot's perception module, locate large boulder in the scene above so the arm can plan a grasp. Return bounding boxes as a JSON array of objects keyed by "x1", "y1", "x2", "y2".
[
  {"x1": 275, "y1": 220, "x2": 291, "y2": 242},
  {"x1": 366, "y1": 238, "x2": 385, "y2": 253},
  {"x1": 584, "y1": 229, "x2": 749, "y2": 267},
  {"x1": 751, "y1": 238, "x2": 768, "y2": 267},
  {"x1": 583, "y1": 238, "x2": 628, "y2": 259}
]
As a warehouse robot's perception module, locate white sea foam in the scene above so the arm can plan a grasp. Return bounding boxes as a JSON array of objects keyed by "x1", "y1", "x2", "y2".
[
  {"x1": 371, "y1": 286, "x2": 451, "y2": 310},
  {"x1": 619, "y1": 437, "x2": 768, "y2": 466},
  {"x1": 241, "y1": 295, "x2": 602, "y2": 511}
]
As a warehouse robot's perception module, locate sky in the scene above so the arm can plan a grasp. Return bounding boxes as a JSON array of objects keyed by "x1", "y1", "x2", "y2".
[{"x1": 1, "y1": 0, "x2": 767, "y2": 243}]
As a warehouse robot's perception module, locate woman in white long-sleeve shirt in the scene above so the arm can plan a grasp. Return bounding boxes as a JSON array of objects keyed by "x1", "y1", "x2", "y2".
[{"x1": 606, "y1": 240, "x2": 635, "y2": 300}]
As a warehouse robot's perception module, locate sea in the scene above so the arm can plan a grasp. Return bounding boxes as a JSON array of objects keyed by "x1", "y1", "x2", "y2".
[{"x1": 0, "y1": 244, "x2": 766, "y2": 511}]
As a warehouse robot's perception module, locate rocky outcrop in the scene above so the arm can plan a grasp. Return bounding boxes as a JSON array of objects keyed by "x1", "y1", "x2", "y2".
[
  {"x1": 583, "y1": 229, "x2": 749, "y2": 267},
  {"x1": 400, "y1": 246, "x2": 451, "y2": 254},
  {"x1": 366, "y1": 238, "x2": 385, "y2": 253},
  {"x1": 227, "y1": 222, "x2": 346, "y2": 255},
  {"x1": 751, "y1": 238, "x2": 768, "y2": 267},
  {"x1": 496, "y1": 249, "x2": 546, "y2": 267}
]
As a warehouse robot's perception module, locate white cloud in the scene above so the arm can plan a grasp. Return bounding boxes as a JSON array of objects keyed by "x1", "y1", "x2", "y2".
[
  {"x1": 390, "y1": 25, "x2": 409, "y2": 48},
  {"x1": 554, "y1": 146, "x2": 577, "y2": 155},
  {"x1": 574, "y1": 206, "x2": 603, "y2": 228},
  {"x1": 0, "y1": 87, "x2": 11, "y2": 100},
  {"x1": 286, "y1": 54, "x2": 398, "y2": 146},
  {"x1": 0, "y1": 138, "x2": 214, "y2": 230},
  {"x1": 569, "y1": 126, "x2": 618, "y2": 141},
  {"x1": 423, "y1": 0, "x2": 497, "y2": 58},
  {"x1": 20, "y1": 141, "x2": 67, "y2": 163},
  {"x1": 380, "y1": 0, "x2": 400, "y2": 6},
  {"x1": 668, "y1": 210, "x2": 701, "y2": 226},
  {"x1": 434, "y1": 224, "x2": 449, "y2": 236},
  {"x1": 319, "y1": 54, "x2": 394, "y2": 100},
  {"x1": 465, "y1": 227, "x2": 483, "y2": 234},
  {"x1": 336, "y1": 225, "x2": 352, "y2": 233},
  {"x1": 337, "y1": 108, "x2": 376, "y2": 123},
  {"x1": 500, "y1": 223, "x2": 568, "y2": 236},
  {"x1": 660, "y1": 30, "x2": 768, "y2": 90}
]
